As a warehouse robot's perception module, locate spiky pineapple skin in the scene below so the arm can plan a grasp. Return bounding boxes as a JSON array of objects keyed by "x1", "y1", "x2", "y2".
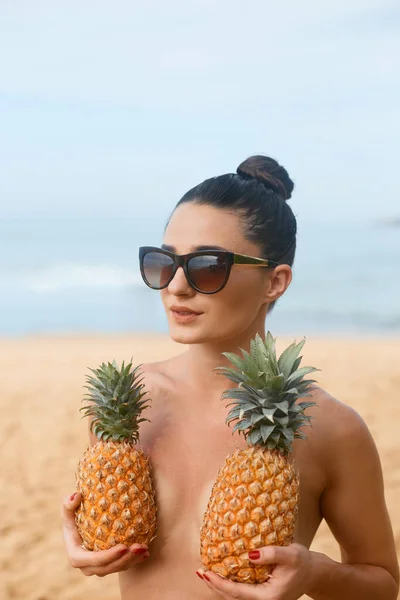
[
  {"x1": 75, "y1": 440, "x2": 157, "y2": 551},
  {"x1": 200, "y1": 447, "x2": 299, "y2": 583}
]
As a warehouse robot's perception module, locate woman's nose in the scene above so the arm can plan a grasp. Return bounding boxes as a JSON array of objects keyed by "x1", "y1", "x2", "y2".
[{"x1": 167, "y1": 266, "x2": 193, "y2": 295}]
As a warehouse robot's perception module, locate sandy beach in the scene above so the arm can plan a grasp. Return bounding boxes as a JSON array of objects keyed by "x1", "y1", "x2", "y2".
[{"x1": 0, "y1": 334, "x2": 399, "y2": 600}]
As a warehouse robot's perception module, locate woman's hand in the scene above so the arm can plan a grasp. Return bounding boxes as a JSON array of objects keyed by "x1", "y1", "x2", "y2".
[
  {"x1": 61, "y1": 491, "x2": 150, "y2": 577},
  {"x1": 197, "y1": 543, "x2": 314, "y2": 600}
]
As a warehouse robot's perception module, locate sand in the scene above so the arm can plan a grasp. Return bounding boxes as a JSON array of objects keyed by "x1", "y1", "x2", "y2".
[{"x1": 0, "y1": 334, "x2": 399, "y2": 600}]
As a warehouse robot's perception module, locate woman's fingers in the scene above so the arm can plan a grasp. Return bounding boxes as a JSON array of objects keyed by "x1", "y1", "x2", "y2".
[
  {"x1": 81, "y1": 546, "x2": 150, "y2": 577},
  {"x1": 70, "y1": 543, "x2": 149, "y2": 572},
  {"x1": 61, "y1": 491, "x2": 149, "y2": 574},
  {"x1": 69, "y1": 538, "x2": 149, "y2": 570},
  {"x1": 197, "y1": 571, "x2": 233, "y2": 600},
  {"x1": 197, "y1": 569, "x2": 267, "y2": 600}
]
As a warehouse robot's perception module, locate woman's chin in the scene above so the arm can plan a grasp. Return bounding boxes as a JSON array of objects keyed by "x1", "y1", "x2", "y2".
[{"x1": 169, "y1": 323, "x2": 208, "y2": 345}]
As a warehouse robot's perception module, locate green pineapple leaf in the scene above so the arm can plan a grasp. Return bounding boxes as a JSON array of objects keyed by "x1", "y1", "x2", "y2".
[
  {"x1": 217, "y1": 331, "x2": 318, "y2": 453},
  {"x1": 277, "y1": 338, "x2": 305, "y2": 378},
  {"x1": 81, "y1": 359, "x2": 150, "y2": 443}
]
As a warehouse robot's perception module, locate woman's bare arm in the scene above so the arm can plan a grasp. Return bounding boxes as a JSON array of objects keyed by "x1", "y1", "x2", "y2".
[{"x1": 308, "y1": 403, "x2": 399, "y2": 599}]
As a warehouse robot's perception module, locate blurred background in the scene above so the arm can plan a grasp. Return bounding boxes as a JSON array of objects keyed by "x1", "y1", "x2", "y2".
[
  {"x1": 1, "y1": 0, "x2": 400, "y2": 337},
  {"x1": 0, "y1": 2, "x2": 399, "y2": 600}
]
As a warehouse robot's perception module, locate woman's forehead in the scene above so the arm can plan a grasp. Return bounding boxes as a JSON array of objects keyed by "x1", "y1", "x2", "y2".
[{"x1": 164, "y1": 203, "x2": 245, "y2": 251}]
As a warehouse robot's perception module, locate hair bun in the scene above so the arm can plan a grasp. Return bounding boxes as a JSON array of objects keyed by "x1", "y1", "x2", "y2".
[{"x1": 237, "y1": 155, "x2": 294, "y2": 201}]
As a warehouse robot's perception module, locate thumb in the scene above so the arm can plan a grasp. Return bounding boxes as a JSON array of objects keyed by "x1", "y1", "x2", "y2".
[
  {"x1": 61, "y1": 491, "x2": 87, "y2": 554},
  {"x1": 248, "y1": 545, "x2": 295, "y2": 565},
  {"x1": 61, "y1": 491, "x2": 82, "y2": 525}
]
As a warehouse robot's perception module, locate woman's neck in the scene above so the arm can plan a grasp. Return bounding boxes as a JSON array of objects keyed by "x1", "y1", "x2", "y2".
[{"x1": 182, "y1": 325, "x2": 266, "y2": 401}]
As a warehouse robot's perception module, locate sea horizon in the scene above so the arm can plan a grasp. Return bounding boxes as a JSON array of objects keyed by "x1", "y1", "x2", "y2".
[{"x1": 2, "y1": 216, "x2": 399, "y2": 338}]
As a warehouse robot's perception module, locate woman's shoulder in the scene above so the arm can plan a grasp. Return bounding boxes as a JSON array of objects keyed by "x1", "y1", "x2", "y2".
[
  {"x1": 308, "y1": 385, "x2": 375, "y2": 467},
  {"x1": 310, "y1": 385, "x2": 367, "y2": 433}
]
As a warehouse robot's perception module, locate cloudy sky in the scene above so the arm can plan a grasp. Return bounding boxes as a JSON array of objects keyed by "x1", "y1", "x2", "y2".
[{"x1": 0, "y1": 0, "x2": 399, "y2": 222}]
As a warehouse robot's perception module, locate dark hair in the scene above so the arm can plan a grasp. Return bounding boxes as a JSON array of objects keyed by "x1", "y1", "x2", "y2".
[{"x1": 169, "y1": 155, "x2": 297, "y2": 311}]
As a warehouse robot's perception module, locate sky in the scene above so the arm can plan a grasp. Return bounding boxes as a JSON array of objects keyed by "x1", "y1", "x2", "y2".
[{"x1": 0, "y1": 0, "x2": 399, "y2": 223}]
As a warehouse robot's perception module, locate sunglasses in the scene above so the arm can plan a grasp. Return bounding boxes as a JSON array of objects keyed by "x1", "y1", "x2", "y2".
[{"x1": 139, "y1": 246, "x2": 278, "y2": 295}]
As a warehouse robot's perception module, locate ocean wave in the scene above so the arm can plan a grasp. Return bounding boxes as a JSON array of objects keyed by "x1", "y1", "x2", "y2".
[{"x1": 19, "y1": 263, "x2": 144, "y2": 293}]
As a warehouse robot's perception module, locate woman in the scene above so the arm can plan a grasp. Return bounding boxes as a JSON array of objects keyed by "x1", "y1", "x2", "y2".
[{"x1": 62, "y1": 156, "x2": 399, "y2": 599}]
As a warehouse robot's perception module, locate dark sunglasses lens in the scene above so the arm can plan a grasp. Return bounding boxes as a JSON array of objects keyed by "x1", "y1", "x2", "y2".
[
  {"x1": 188, "y1": 255, "x2": 229, "y2": 292},
  {"x1": 142, "y1": 252, "x2": 174, "y2": 288}
]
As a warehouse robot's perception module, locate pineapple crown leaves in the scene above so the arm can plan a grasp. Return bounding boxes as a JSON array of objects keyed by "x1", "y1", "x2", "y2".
[
  {"x1": 79, "y1": 359, "x2": 151, "y2": 443},
  {"x1": 214, "y1": 332, "x2": 319, "y2": 454}
]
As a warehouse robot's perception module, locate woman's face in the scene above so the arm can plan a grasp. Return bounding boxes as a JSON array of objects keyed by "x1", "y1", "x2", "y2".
[{"x1": 161, "y1": 203, "x2": 291, "y2": 345}]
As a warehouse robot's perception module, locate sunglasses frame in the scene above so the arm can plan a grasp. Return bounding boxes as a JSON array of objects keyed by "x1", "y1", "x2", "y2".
[{"x1": 139, "y1": 246, "x2": 279, "y2": 295}]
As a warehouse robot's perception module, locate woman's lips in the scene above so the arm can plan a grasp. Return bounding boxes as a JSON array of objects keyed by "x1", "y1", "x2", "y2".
[{"x1": 170, "y1": 308, "x2": 202, "y2": 324}]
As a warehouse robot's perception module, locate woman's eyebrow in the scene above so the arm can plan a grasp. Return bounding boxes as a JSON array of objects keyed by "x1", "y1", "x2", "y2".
[{"x1": 161, "y1": 244, "x2": 229, "y2": 252}]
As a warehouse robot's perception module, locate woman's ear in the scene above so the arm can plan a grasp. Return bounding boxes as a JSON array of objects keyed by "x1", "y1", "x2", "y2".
[{"x1": 264, "y1": 265, "x2": 292, "y2": 304}]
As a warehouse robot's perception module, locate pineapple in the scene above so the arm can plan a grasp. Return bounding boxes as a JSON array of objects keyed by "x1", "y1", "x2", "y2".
[
  {"x1": 200, "y1": 332, "x2": 318, "y2": 583},
  {"x1": 75, "y1": 360, "x2": 157, "y2": 551}
]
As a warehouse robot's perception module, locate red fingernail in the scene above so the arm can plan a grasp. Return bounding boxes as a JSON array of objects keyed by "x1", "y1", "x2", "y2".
[
  {"x1": 203, "y1": 573, "x2": 210, "y2": 582},
  {"x1": 249, "y1": 550, "x2": 260, "y2": 560},
  {"x1": 118, "y1": 548, "x2": 129, "y2": 556},
  {"x1": 70, "y1": 492, "x2": 76, "y2": 501},
  {"x1": 196, "y1": 571, "x2": 203, "y2": 580},
  {"x1": 132, "y1": 547, "x2": 147, "y2": 555}
]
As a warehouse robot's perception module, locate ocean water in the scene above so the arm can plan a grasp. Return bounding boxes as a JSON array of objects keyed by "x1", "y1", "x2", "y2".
[{"x1": 1, "y1": 217, "x2": 399, "y2": 337}]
